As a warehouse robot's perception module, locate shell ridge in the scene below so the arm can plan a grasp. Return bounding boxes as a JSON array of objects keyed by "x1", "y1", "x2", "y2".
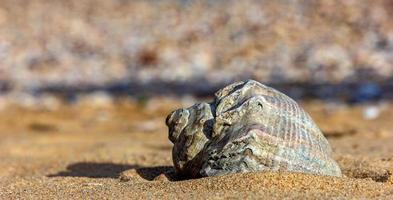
[
  {"x1": 214, "y1": 80, "x2": 245, "y2": 100},
  {"x1": 288, "y1": 97, "x2": 296, "y2": 148}
]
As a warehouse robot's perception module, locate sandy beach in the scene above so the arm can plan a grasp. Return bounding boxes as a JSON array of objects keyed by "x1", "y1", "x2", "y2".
[
  {"x1": 1, "y1": 99, "x2": 392, "y2": 199},
  {"x1": 0, "y1": 0, "x2": 392, "y2": 199}
]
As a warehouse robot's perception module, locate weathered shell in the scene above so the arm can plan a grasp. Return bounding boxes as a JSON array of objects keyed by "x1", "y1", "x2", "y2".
[{"x1": 166, "y1": 80, "x2": 342, "y2": 178}]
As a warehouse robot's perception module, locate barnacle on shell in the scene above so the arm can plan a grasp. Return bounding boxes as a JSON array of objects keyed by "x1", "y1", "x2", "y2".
[{"x1": 166, "y1": 80, "x2": 342, "y2": 178}]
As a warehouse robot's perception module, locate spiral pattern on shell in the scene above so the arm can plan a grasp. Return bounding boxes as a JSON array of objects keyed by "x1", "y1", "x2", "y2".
[{"x1": 166, "y1": 80, "x2": 342, "y2": 178}]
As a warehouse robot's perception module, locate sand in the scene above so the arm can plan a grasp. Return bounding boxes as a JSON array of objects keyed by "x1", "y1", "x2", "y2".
[{"x1": 1, "y1": 99, "x2": 393, "y2": 199}]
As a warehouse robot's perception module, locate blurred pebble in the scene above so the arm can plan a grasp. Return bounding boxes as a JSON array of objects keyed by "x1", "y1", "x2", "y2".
[
  {"x1": 354, "y1": 83, "x2": 382, "y2": 103},
  {"x1": 11, "y1": 93, "x2": 38, "y2": 109},
  {"x1": 134, "y1": 119, "x2": 161, "y2": 133},
  {"x1": 362, "y1": 105, "x2": 380, "y2": 120},
  {"x1": 78, "y1": 92, "x2": 113, "y2": 108},
  {"x1": 39, "y1": 95, "x2": 61, "y2": 111}
]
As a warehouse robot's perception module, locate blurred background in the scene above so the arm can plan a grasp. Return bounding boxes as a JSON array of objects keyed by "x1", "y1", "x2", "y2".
[
  {"x1": 0, "y1": 0, "x2": 392, "y2": 104},
  {"x1": 2, "y1": 1, "x2": 393, "y2": 197}
]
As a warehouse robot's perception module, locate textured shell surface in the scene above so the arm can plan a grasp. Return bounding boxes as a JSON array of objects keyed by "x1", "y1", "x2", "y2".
[{"x1": 166, "y1": 80, "x2": 342, "y2": 178}]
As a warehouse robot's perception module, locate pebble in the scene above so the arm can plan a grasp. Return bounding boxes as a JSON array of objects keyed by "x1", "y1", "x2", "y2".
[{"x1": 362, "y1": 105, "x2": 380, "y2": 120}]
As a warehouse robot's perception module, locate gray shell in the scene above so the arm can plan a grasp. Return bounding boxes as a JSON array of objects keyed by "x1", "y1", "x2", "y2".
[{"x1": 166, "y1": 80, "x2": 342, "y2": 178}]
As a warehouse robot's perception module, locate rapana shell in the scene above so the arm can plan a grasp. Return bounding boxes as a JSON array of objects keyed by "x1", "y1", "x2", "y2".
[{"x1": 166, "y1": 80, "x2": 342, "y2": 178}]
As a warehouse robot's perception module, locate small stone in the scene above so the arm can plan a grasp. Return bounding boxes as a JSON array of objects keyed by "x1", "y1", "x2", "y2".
[
  {"x1": 362, "y1": 105, "x2": 380, "y2": 120},
  {"x1": 119, "y1": 169, "x2": 140, "y2": 182},
  {"x1": 153, "y1": 173, "x2": 169, "y2": 182}
]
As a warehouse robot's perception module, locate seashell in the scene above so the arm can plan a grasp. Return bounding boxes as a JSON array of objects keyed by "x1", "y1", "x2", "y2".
[{"x1": 166, "y1": 80, "x2": 342, "y2": 178}]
